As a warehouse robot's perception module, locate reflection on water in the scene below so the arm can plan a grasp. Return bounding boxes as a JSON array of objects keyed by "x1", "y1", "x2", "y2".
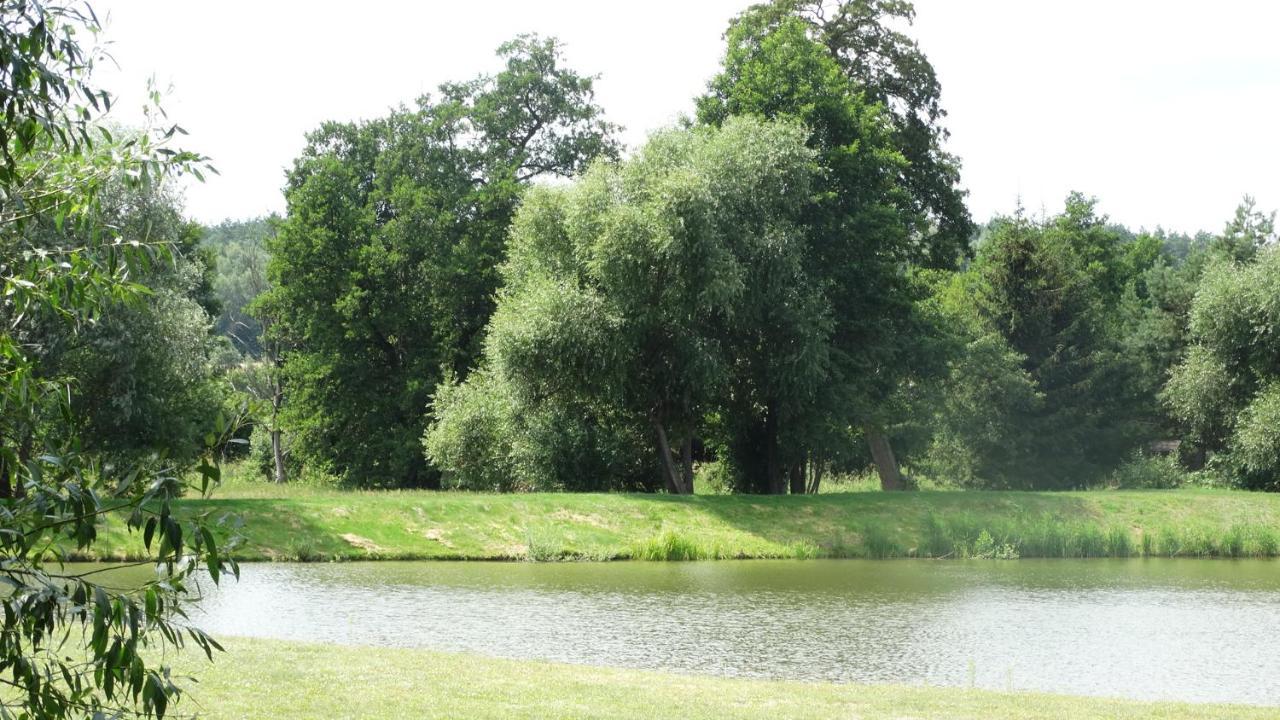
[{"x1": 106, "y1": 558, "x2": 1280, "y2": 705}]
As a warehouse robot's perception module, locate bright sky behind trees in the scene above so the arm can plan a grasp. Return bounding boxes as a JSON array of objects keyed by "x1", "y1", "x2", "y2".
[{"x1": 94, "y1": 0, "x2": 1280, "y2": 233}]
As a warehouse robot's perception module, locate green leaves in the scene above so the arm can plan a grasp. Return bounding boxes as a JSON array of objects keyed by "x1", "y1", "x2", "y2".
[
  {"x1": 0, "y1": 2, "x2": 238, "y2": 717},
  {"x1": 1165, "y1": 244, "x2": 1280, "y2": 489},
  {"x1": 431, "y1": 118, "x2": 822, "y2": 493},
  {"x1": 267, "y1": 35, "x2": 618, "y2": 487},
  {"x1": 697, "y1": 2, "x2": 951, "y2": 491},
  {"x1": 926, "y1": 199, "x2": 1152, "y2": 488}
]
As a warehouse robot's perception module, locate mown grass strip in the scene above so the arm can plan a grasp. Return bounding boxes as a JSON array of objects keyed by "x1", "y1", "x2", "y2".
[{"x1": 172, "y1": 636, "x2": 1273, "y2": 719}]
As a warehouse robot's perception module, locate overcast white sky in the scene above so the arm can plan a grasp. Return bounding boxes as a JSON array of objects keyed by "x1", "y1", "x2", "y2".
[{"x1": 92, "y1": 1, "x2": 1280, "y2": 235}]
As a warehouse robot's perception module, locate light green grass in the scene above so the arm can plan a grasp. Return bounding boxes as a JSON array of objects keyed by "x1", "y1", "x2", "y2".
[
  {"x1": 75, "y1": 468, "x2": 1280, "y2": 561},
  {"x1": 171, "y1": 637, "x2": 1272, "y2": 719}
]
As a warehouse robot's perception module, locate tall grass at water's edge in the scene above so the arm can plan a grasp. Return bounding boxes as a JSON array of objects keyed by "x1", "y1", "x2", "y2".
[
  {"x1": 620, "y1": 513, "x2": 1280, "y2": 561},
  {"x1": 79, "y1": 515, "x2": 1280, "y2": 563}
]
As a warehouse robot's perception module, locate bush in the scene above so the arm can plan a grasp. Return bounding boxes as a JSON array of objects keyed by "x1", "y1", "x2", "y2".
[
  {"x1": 693, "y1": 460, "x2": 735, "y2": 495},
  {"x1": 425, "y1": 369, "x2": 657, "y2": 492},
  {"x1": 1107, "y1": 453, "x2": 1186, "y2": 489},
  {"x1": 423, "y1": 370, "x2": 521, "y2": 491},
  {"x1": 1230, "y1": 383, "x2": 1280, "y2": 490}
]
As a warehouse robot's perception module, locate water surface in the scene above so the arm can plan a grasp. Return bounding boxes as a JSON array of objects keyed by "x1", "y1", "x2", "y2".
[{"x1": 150, "y1": 559, "x2": 1280, "y2": 705}]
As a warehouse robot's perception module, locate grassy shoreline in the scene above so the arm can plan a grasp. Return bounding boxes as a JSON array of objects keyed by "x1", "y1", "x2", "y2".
[
  {"x1": 174, "y1": 636, "x2": 1272, "y2": 719},
  {"x1": 82, "y1": 485, "x2": 1280, "y2": 562}
]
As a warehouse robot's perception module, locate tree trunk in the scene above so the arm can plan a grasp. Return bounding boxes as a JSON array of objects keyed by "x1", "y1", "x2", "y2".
[
  {"x1": 680, "y1": 390, "x2": 694, "y2": 494},
  {"x1": 262, "y1": 321, "x2": 290, "y2": 484},
  {"x1": 680, "y1": 434, "x2": 694, "y2": 495},
  {"x1": 0, "y1": 453, "x2": 11, "y2": 500},
  {"x1": 764, "y1": 402, "x2": 784, "y2": 494},
  {"x1": 789, "y1": 461, "x2": 806, "y2": 495},
  {"x1": 807, "y1": 458, "x2": 825, "y2": 494},
  {"x1": 653, "y1": 417, "x2": 687, "y2": 494},
  {"x1": 14, "y1": 435, "x2": 28, "y2": 499},
  {"x1": 270, "y1": 429, "x2": 286, "y2": 483},
  {"x1": 1, "y1": 432, "x2": 31, "y2": 499},
  {"x1": 865, "y1": 425, "x2": 902, "y2": 491},
  {"x1": 270, "y1": 362, "x2": 288, "y2": 483}
]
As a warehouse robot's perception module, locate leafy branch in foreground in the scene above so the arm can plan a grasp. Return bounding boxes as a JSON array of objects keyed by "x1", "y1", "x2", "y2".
[{"x1": 0, "y1": 1, "x2": 237, "y2": 718}]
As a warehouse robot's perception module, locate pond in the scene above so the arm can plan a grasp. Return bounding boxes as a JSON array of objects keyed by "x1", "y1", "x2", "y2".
[{"x1": 132, "y1": 559, "x2": 1280, "y2": 705}]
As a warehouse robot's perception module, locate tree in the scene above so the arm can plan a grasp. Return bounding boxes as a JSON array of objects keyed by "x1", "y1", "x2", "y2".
[
  {"x1": 1117, "y1": 198, "x2": 1272, "y2": 465},
  {"x1": 696, "y1": 0, "x2": 972, "y2": 492},
  {"x1": 261, "y1": 35, "x2": 617, "y2": 487},
  {"x1": 1212, "y1": 195, "x2": 1275, "y2": 264},
  {"x1": 40, "y1": 178, "x2": 229, "y2": 465},
  {"x1": 0, "y1": 2, "x2": 236, "y2": 717},
  {"x1": 206, "y1": 216, "x2": 275, "y2": 357},
  {"x1": 891, "y1": 269, "x2": 1042, "y2": 487},
  {"x1": 951, "y1": 198, "x2": 1147, "y2": 487},
  {"x1": 428, "y1": 117, "x2": 822, "y2": 494},
  {"x1": 713, "y1": 0, "x2": 971, "y2": 267},
  {"x1": 1164, "y1": 243, "x2": 1280, "y2": 489}
]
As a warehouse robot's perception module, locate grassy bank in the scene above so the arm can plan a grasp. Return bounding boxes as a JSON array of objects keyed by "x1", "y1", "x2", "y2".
[
  {"x1": 80, "y1": 481, "x2": 1280, "y2": 562},
  {"x1": 172, "y1": 637, "x2": 1269, "y2": 719}
]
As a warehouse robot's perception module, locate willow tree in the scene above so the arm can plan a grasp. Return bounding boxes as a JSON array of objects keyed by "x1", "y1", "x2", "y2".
[
  {"x1": 696, "y1": 0, "x2": 971, "y2": 492},
  {"x1": 1164, "y1": 245, "x2": 1280, "y2": 490},
  {"x1": 262, "y1": 36, "x2": 618, "y2": 486},
  {"x1": 428, "y1": 117, "x2": 821, "y2": 494}
]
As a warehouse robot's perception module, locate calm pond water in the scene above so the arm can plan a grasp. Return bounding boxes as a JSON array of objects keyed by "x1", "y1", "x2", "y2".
[{"x1": 132, "y1": 559, "x2": 1280, "y2": 705}]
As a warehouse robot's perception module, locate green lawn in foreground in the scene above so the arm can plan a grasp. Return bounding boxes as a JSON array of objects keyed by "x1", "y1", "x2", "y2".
[
  {"x1": 80, "y1": 480, "x2": 1280, "y2": 562},
  {"x1": 173, "y1": 637, "x2": 1272, "y2": 720}
]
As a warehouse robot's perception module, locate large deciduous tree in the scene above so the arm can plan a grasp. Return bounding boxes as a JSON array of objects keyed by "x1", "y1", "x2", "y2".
[
  {"x1": 1164, "y1": 244, "x2": 1280, "y2": 489},
  {"x1": 696, "y1": 0, "x2": 972, "y2": 492},
  {"x1": 262, "y1": 36, "x2": 618, "y2": 487},
  {"x1": 427, "y1": 117, "x2": 821, "y2": 494}
]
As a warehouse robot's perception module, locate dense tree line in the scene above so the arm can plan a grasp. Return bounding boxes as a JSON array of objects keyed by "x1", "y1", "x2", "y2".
[
  {"x1": 3, "y1": 0, "x2": 1275, "y2": 716},
  {"x1": 199, "y1": 0, "x2": 1279, "y2": 494}
]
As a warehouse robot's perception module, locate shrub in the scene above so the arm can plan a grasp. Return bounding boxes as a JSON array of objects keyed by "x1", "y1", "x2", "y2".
[{"x1": 1107, "y1": 453, "x2": 1186, "y2": 489}]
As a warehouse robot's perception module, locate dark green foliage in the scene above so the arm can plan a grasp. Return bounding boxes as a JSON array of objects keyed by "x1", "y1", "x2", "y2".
[
  {"x1": 709, "y1": 0, "x2": 973, "y2": 268},
  {"x1": 974, "y1": 202, "x2": 1148, "y2": 486},
  {"x1": 695, "y1": 0, "x2": 972, "y2": 492},
  {"x1": 262, "y1": 35, "x2": 617, "y2": 487},
  {"x1": 905, "y1": 272, "x2": 1043, "y2": 486},
  {"x1": 44, "y1": 180, "x2": 228, "y2": 464},
  {"x1": 913, "y1": 197, "x2": 1150, "y2": 488},
  {"x1": 1114, "y1": 198, "x2": 1274, "y2": 458},
  {"x1": 1117, "y1": 234, "x2": 1209, "y2": 430}
]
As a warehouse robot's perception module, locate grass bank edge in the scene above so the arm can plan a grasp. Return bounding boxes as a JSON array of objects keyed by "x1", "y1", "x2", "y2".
[{"x1": 76, "y1": 486, "x2": 1280, "y2": 562}]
